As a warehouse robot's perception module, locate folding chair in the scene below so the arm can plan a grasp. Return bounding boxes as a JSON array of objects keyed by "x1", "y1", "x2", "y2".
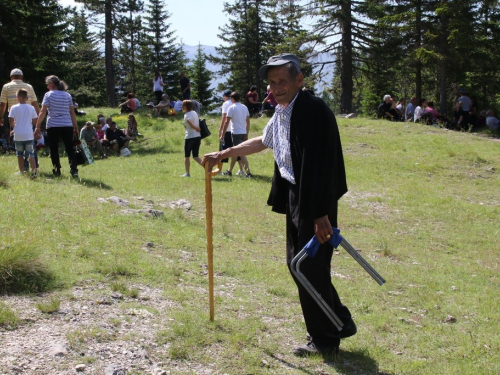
[{"x1": 290, "y1": 228, "x2": 386, "y2": 331}]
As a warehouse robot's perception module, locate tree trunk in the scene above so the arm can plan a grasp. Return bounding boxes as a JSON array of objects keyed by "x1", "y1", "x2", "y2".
[
  {"x1": 105, "y1": 0, "x2": 116, "y2": 106},
  {"x1": 340, "y1": 0, "x2": 353, "y2": 114},
  {"x1": 415, "y1": 0, "x2": 422, "y2": 99},
  {"x1": 255, "y1": 0, "x2": 262, "y2": 94},
  {"x1": 439, "y1": 0, "x2": 448, "y2": 113},
  {"x1": 130, "y1": 11, "x2": 136, "y2": 94}
]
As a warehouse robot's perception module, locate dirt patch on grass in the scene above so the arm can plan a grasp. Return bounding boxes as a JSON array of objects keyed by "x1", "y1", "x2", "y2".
[
  {"x1": 342, "y1": 190, "x2": 396, "y2": 220},
  {"x1": 0, "y1": 282, "x2": 186, "y2": 374}
]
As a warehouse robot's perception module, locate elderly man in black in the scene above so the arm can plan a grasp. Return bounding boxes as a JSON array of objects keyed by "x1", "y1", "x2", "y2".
[
  {"x1": 378, "y1": 94, "x2": 399, "y2": 120},
  {"x1": 202, "y1": 53, "x2": 356, "y2": 357}
]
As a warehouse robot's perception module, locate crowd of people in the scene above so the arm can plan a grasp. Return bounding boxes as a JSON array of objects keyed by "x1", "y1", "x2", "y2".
[
  {"x1": 0, "y1": 69, "x2": 209, "y2": 178},
  {"x1": 377, "y1": 91, "x2": 500, "y2": 133}
]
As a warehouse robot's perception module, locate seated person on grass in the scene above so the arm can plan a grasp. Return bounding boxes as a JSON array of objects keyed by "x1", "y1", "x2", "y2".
[
  {"x1": 395, "y1": 98, "x2": 405, "y2": 119},
  {"x1": 119, "y1": 93, "x2": 137, "y2": 114},
  {"x1": 96, "y1": 113, "x2": 106, "y2": 128},
  {"x1": 244, "y1": 85, "x2": 262, "y2": 116},
  {"x1": 485, "y1": 109, "x2": 499, "y2": 130},
  {"x1": 104, "y1": 121, "x2": 132, "y2": 156},
  {"x1": 262, "y1": 85, "x2": 277, "y2": 111},
  {"x1": 125, "y1": 113, "x2": 138, "y2": 139},
  {"x1": 425, "y1": 101, "x2": 445, "y2": 123},
  {"x1": 154, "y1": 94, "x2": 170, "y2": 117},
  {"x1": 95, "y1": 122, "x2": 109, "y2": 151},
  {"x1": 104, "y1": 116, "x2": 112, "y2": 132},
  {"x1": 173, "y1": 98, "x2": 183, "y2": 112},
  {"x1": 80, "y1": 121, "x2": 106, "y2": 158},
  {"x1": 378, "y1": 94, "x2": 399, "y2": 120}
]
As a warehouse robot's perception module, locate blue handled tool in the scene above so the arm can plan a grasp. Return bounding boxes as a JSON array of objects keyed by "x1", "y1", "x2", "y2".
[{"x1": 290, "y1": 228, "x2": 386, "y2": 330}]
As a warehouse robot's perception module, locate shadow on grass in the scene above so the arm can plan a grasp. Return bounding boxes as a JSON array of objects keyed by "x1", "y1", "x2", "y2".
[
  {"x1": 132, "y1": 145, "x2": 177, "y2": 156},
  {"x1": 330, "y1": 348, "x2": 385, "y2": 375},
  {"x1": 213, "y1": 174, "x2": 273, "y2": 183},
  {"x1": 268, "y1": 347, "x2": 383, "y2": 375},
  {"x1": 37, "y1": 172, "x2": 113, "y2": 190},
  {"x1": 77, "y1": 177, "x2": 113, "y2": 190},
  {"x1": 268, "y1": 354, "x2": 315, "y2": 375}
]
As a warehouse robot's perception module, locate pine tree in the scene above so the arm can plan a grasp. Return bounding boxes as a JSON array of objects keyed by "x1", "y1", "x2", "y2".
[
  {"x1": 308, "y1": 0, "x2": 378, "y2": 113},
  {"x1": 76, "y1": 0, "x2": 132, "y2": 106},
  {"x1": 189, "y1": 44, "x2": 214, "y2": 108},
  {"x1": 386, "y1": 0, "x2": 476, "y2": 112},
  {"x1": 210, "y1": 0, "x2": 265, "y2": 95},
  {"x1": 263, "y1": 0, "x2": 315, "y2": 88},
  {"x1": 114, "y1": 0, "x2": 144, "y2": 98},
  {"x1": 467, "y1": 1, "x2": 500, "y2": 107},
  {"x1": 140, "y1": 0, "x2": 185, "y2": 99},
  {"x1": 0, "y1": 0, "x2": 68, "y2": 96},
  {"x1": 64, "y1": 9, "x2": 106, "y2": 106}
]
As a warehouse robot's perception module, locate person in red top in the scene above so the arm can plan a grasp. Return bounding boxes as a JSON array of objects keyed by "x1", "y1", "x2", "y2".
[
  {"x1": 119, "y1": 93, "x2": 137, "y2": 113},
  {"x1": 245, "y1": 85, "x2": 262, "y2": 116},
  {"x1": 424, "y1": 101, "x2": 445, "y2": 121}
]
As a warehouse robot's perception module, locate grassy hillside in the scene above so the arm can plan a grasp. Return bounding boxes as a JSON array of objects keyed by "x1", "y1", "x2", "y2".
[{"x1": 0, "y1": 108, "x2": 499, "y2": 374}]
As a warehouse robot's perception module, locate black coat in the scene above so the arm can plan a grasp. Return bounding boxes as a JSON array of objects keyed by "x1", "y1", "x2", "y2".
[{"x1": 267, "y1": 89, "x2": 347, "y2": 223}]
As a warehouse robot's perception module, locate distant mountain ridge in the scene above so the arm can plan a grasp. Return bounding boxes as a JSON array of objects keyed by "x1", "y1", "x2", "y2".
[{"x1": 183, "y1": 44, "x2": 333, "y2": 94}]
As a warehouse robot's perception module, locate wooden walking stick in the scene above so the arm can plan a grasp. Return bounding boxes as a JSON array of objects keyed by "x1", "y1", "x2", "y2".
[{"x1": 205, "y1": 162, "x2": 221, "y2": 321}]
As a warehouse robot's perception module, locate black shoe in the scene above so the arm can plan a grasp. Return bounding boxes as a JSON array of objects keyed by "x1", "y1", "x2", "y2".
[
  {"x1": 52, "y1": 167, "x2": 61, "y2": 177},
  {"x1": 221, "y1": 170, "x2": 232, "y2": 176},
  {"x1": 292, "y1": 341, "x2": 339, "y2": 357},
  {"x1": 71, "y1": 169, "x2": 78, "y2": 178}
]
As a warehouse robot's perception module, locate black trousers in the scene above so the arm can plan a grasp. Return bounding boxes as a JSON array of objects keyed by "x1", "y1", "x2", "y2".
[
  {"x1": 154, "y1": 90, "x2": 163, "y2": 105},
  {"x1": 1, "y1": 111, "x2": 11, "y2": 145},
  {"x1": 286, "y1": 181, "x2": 352, "y2": 347},
  {"x1": 47, "y1": 127, "x2": 78, "y2": 172}
]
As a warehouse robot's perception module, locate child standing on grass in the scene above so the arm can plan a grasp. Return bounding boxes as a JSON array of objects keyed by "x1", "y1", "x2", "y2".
[{"x1": 9, "y1": 89, "x2": 39, "y2": 178}]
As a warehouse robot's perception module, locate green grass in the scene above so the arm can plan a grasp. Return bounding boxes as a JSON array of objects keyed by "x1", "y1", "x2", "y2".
[
  {"x1": 35, "y1": 296, "x2": 61, "y2": 314},
  {"x1": 1, "y1": 108, "x2": 500, "y2": 374},
  {"x1": 0, "y1": 302, "x2": 19, "y2": 329},
  {"x1": 66, "y1": 326, "x2": 116, "y2": 348}
]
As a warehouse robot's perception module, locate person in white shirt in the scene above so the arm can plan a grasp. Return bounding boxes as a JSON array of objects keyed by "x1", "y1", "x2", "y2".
[
  {"x1": 181, "y1": 100, "x2": 202, "y2": 177},
  {"x1": 218, "y1": 90, "x2": 244, "y2": 175},
  {"x1": 395, "y1": 98, "x2": 405, "y2": 119},
  {"x1": 153, "y1": 71, "x2": 164, "y2": 104},
  {"x1": 9, "y1": 89, "x2": 38, "y2": 177},
  {"x1": 414, "y1": 98, "x2": 427, "y2": 122},
  {"x1": 221, "y1": 92, "x2": 252, "y2": 177}
]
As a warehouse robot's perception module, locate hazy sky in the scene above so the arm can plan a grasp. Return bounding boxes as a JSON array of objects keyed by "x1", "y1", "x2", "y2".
[{"x1": 58, "y1": 0, "x2": 226, "y2": 47}]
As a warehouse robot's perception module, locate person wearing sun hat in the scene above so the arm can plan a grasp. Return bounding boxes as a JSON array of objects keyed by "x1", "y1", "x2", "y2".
[
  {"x1": 0, "y1": 68, "x2": 39, "y2": 147},
  {"x1": 80, "y1": 120, "x2": 106, "y2": 158},
  {"x1": 203, "y1": 53, "x2": 355, "y2": 357}
]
